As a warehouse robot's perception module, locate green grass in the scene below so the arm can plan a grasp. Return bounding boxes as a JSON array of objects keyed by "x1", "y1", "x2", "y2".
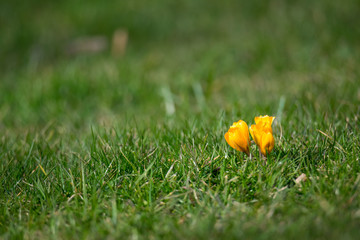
[{"x1": 1, "y1": 0, "x2": 360, "y2": 239}]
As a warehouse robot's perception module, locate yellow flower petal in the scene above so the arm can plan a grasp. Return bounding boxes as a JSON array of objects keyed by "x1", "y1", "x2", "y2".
[
  {"x1": 224, "y1": 120, "x2": 250, "y2": 155},
  {"x1": 224, "y1": 129, "x2": 239, "y2": 151},
  {"x1": 254, "y1": 115, "x2": 275, "y2": 133},
  {"x1": 250, "y1": 115, "x2": 275, "y2": 156},
  {"x1": 260, "y1": 131, "x2": 275, "y2": 156},
  {"x1": 249, "y1": 124, "x2": 261, "y2": 146}
]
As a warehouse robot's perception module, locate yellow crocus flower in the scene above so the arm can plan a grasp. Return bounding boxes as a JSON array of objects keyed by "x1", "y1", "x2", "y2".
[
  {"x1": 224, "y1": 120, "x2": 250, "y2": 155},
  {"x1": 249, "y1": 115, "x2": 275, "y2": 156}
]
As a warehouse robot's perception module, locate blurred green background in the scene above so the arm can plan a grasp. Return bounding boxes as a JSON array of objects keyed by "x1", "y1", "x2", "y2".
[
  {"x1": 1, "y1": 1, "x2": 360, "y2": 238},
  {"x1": 1, "y1": 0, "x2": 359, "y2": 133}
]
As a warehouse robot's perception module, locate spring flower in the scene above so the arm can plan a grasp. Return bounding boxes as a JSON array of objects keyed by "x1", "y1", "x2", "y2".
[
  {"x1": 224, "y1": 120, "x2": 250, "y2": 155},
  {"x1": 249, "y1": 115, "x2": 275, "y2": 156}
]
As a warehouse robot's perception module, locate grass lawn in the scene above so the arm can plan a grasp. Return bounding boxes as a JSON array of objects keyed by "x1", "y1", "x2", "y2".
[{"x1": 1, "y1": 0, "x2": 360, "y2": 239}]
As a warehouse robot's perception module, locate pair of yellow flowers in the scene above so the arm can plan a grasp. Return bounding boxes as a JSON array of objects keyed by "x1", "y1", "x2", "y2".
[{"x1": 224, "y1": 115, "x2": 275, "y2": 156}]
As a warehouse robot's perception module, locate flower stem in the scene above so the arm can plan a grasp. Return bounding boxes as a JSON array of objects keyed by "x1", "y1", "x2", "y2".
[{"x1": 259, "y1": 149, "x2": 267, "y2": 165}]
